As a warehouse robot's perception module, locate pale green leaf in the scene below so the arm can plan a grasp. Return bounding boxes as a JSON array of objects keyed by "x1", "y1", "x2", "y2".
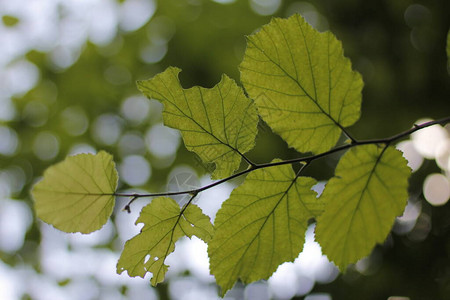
[
  {"x1": 240, "y1": 14, "x2": 363, "y2": 154},
  {"x1": 117, "y1": 197, "x2": 214, "y2": 286},
  {"x1": 315, "y1": 145, "x2": 411, "y2": 270},
  {"x1": 31, "y1": 151, "x2": 118, "y2": 234},
  {"x1": 137, "y1": 67, "x2": 258, "y2": 179},
  {"x1": 208, "y1": 162, "x2": 323, "y2": 295}
]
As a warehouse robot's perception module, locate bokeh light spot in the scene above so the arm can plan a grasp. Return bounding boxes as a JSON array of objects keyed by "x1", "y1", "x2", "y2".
[
  {"x1": 23, "y1": 100, "x2": 49, "y2": 127},
  {"x1": 2, "y1": 59, "x2": 39, "y2": 96},
  {"x1": 92, "y1": 113, "x2": 123, "y2": 145},
  {"x1": 0, "y1": 166, "x2": 26, "y2": 195},
  {"x1": 0, "y1": 261, "x2": 24, "y2": 300},
  {"x1": 169, "y1": 276, "x2": 218, "y2": 300},
  {"x1": 404, "y1": 4, "x2": 431, "y2": 28},
  {"x1": 250, "y1": 0, "x2": 281, "y2": 16},
  {"x1": 0, "y1": 199, "x2": 32, "y2": 253},
  {"x1": 119, "y1": 155, "x2": 151, "y2": 186},
  {"x1": 407, "y1": 213, "x2": 431, "y2": 242},
  {"x1": 60, "y1": 106, "x2": 89, "y2": 136},
  {"x1": 394, "y1": 199, "x2": 421, "y2": 235},
  {"x1": 211, "y1": 0, "x2": 236, "y2": 4},
  {"x1": 285, "y1": 2, "x2": 328, "y2": 31},
  {"x1": 68, "y1": 220, "x2": 115, "y2": 248},
  {"x1": 68, "y1": 143, "x2": 96, "y2": 156},
  {"x1": 411, "y1": 119, "x2": 448, "y2": 159},
  {"x1": 119, "y1": 0, "x2": 155, "y2": 32},
  {"x1": 0, "y1": 97, "x2": 17, "y2": 122},
  {"x1": 0, "y1": 125, "x2": 19, "y2": 156},
  {"x1": 245, "y1": 282, "x2": 269, "y2": 300},
  {"x1": 119, "y1": 132, "x2": 146, "y2": 156},
  {"x1": 147, "y1": 16, "x2": 176, "y2": 45},
  {"x1": 355, "y1": 251, "x2": 382, "y2": 276},
  {"x1": 87, "y1": 0, "x2": 118, "y2": 46},
  {"x1": 140, "y1": 43, "x2": 167, "y2": 64},
  {"x1": 423, "y1": 173, "x2": 450, "y2": 206},
  {"x1": 269, "y1": 263, "x2": 314, "y2": 299},
  {"x1": 49, "y1": 45, "x2": 81, "y2": 70},
  {"x1": 145, "y1": 123, "x2": 180, "y2": 158},
  {"x1": 33, "y1": 131, "x2": 59, "y2": 161},
  {"x1": 435, "y1": 139, "x2": 450, "y2": 172},
  {"x1": 121, "y1": 95, "x2": 150, "y2": 125},
  {"x1": 304, "y1": 294, "x2": 332, "y2": 300},
  {"x1": 295, "y1": 225, "x2": 338, "y2": 284}
]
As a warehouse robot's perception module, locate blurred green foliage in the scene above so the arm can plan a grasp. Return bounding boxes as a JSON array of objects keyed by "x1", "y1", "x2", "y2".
[{"x1": 2, "y1": 0, "x2": 450, "y2": 299}]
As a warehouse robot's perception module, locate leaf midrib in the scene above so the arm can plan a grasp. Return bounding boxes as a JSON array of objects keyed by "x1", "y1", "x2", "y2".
[
  {"x1": 340, "y1": 146, "x2": 388, "y2": 263},
  {"x1": 140, "y1": 79, "x2": 246, "y2": 163},
  {"x1": 245, "y1": 20, "x2": 348, "y2": 134},
  {"x1": 220, "y1": 173, "x2": 310, "y2": 281}
]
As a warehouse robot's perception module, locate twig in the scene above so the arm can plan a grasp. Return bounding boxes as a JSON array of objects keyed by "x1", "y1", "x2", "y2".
[{"x1": 116, "y1": 116, "x2": 450, "y2": 211}]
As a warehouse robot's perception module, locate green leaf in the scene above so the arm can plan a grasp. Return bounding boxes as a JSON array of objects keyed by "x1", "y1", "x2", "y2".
[
  {"x1": 137, "y1": 67, "x2": 258, "y2": 179},
  {"x1": 31, "y1": 151, "x2": 118, "y2": 234},
  {"x1": 240, "y1": 14, "x2": 363, "y2": 154},
  {"x1": 208, "y1": 162, "x2": 323, "y2": 295},
  {"x1": 315, "y1": 145, "x2": 411, "y2": 270},
  {"x1": 117, "y1": 197, "x2": 214, "y2": 286}
]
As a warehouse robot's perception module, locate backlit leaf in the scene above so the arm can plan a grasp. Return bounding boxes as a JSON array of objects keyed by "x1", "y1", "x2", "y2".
[
  {"x1": 315, "y1": 145, "x2": 411, "y2": 270},
  {"x1": 137, "y1": 67, "x2": 258, "y2": 179},
  {"x1": 117, "y1": 197, "x2": 214, "y2": 286},
  {"x1": 32, "y1": 151, "x2": 118, "y2": 234},
  {"x1": 208, "y1": 162, "x2": 323, "y2": 295},
  {"x1": 240, "y1": 14, "x2": 363, "y2": 154}
]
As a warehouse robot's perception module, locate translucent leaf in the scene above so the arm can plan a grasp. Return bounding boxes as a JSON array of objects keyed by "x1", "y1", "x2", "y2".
[
  {"x1": 117, "y1": 197, "x2": 214, "y2": 286},
  {"x1": 315, "y1": 145, "x2": 411, "y2": 270},
  {"x1": 137, "y1": 67, "x2": 258, "y2": 179},
  {"x1": 208, "y1": 162, "x2": 323, "y2": 295},
  {"x1": 31, "y1": 151, "x2": 118, "y2": 234},
  {"x1": 240, "y1": 14, "x2": 363, "y2": 154}
]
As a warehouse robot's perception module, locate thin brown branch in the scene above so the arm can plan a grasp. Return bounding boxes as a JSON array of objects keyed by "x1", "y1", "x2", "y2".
[{"x1": 115, "y1": 116, "x2": 450, "y2": 211}]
